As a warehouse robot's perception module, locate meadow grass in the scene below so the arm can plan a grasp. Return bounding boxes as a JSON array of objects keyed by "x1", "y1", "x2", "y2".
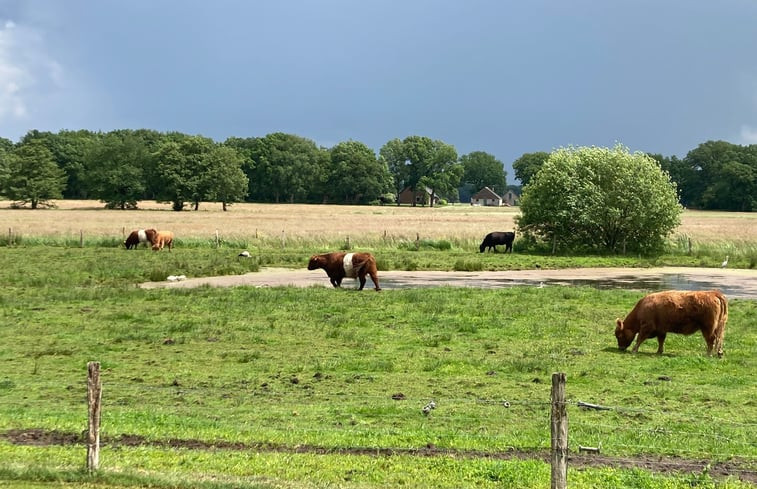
[
  {"x1": 0, "y1": 246, "x2": 755, "y2": 488},
  {"x1": 0, "y1": 203, "x2": 755, "y2": 488}
]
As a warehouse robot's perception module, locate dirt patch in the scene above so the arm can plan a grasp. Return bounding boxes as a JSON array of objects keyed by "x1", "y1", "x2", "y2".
[
  {"x1": 140, "y1": 267, "x2": 757, "y2": 299},
  {"x1": 2, "y1": 428, "x2": 753, "y2": 482}
]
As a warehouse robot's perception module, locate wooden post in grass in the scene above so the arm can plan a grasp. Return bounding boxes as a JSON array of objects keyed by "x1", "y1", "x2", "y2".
[
  {"x1": 87, "y1": 361, "x2": 102, "y2": 472},
  {"x1": 80, "y1": 230, "x2": 84, "y2": 248},
  {"x1": 215, "y1": 229, "x2": 220, "y2": 248},
  {"x1": 551, "y1": 372, "x2": 568, "y2": 489}
]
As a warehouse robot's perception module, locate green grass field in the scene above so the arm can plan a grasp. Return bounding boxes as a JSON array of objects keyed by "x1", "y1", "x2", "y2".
[{"x1": 0, "y1": 244, "x2": 755, "y2": 488}]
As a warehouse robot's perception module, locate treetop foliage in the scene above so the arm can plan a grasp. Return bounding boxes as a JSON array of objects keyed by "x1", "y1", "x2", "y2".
[{"x1": 517, "y1": 144, "x2": 682, "y2": 253}]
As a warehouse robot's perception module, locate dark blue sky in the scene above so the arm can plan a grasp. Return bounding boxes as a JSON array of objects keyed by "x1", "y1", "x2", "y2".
[{"x1": 2, "y1": 1, "x2": 756, "y2": 182}]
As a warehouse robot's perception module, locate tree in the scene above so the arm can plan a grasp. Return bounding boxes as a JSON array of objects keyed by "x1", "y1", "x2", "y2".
[
  {"x1": 202, "y1": 145, "x2": 248, "y2": 211},
  {"x1": 3, "y1": 139, "x2": 67, "y2": 209},
  {"x1": 516, "y1": 145, "x2": 682, "y2": 253},
  {"x1": 0, "y1": 138, "x2": 13, "y2": 192},
  {"x1": 379, "y1": 138, "x2": 408, "y2": 205},
  {"x1": 682, "y1": 141, "x2": 757, "y2": 211},
  {"x1": 83, "y1": 132, "x2": 147, "y2": 209},
  {"x1": 244, "y1": 133, "x2": 326, "y2": 203},
  {"x1": 512, "y1": 151, "x2": 549, "y2": 186},
  {"x1": 325, "y1": 141, "x2": 392, "y2": 204},
  {"x1": 20, "y1": 129, "x2": 99, "y2": 199},
  {"x1": 153, "y1": 135, "x2": 214, "y2": 211},
  {"x1": 388, "y1": 136, "x2": 460, "y2": 207},
  {"x1": 461, "y1": 151, "x2": 507, "y2": 195}
]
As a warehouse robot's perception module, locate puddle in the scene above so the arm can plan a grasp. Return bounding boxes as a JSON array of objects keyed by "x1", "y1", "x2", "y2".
[{"x1": 377, "y1": 270, "x2": 757, "y2": 299}]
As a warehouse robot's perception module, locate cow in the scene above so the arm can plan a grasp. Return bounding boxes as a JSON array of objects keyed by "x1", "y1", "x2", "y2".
[
  {"x1": 615, "y1": 290, "x2": 728, "y2": 357},
  {"x1": 151, "y1": 231, "x2": 174, "y2": 252},
  {"x1": 124, "y1": 228, "x2": 157, "y2": 249},
  {"x1": 479, "y1": 231, "x2": 515, "y2": 253},
  {"x1": 307, "y1": 252, "x2": 381, "y2": 291}
]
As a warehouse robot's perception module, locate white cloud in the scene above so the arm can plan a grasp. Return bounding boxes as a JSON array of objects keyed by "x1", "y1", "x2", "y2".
[
  {"x1": 739, "y1": 125, "x2": 757, "y2": 145},
  {"x1": 0, "y1": 18, "x2": 63, "y2": 138}
]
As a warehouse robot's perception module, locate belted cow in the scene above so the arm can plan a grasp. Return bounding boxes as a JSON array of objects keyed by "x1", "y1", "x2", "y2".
[
  {"x1": 307, "y1": 252, "x2": 381, "y2": 291},
  {"x1": 615, "y1": 290, "x2": 728, "y2": 357},
  {"x1": 124, "y1": 228, "x2": 157, "y2": 249}
]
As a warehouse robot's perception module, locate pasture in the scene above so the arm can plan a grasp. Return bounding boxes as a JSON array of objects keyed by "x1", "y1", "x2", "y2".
[{"x1": 0, "y1": 202, "x2": 756, "y2": 488}]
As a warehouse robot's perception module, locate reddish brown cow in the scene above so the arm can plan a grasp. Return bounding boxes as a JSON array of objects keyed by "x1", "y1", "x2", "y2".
[
  {"x1": 615, "y1": 290, "x2": 728, "y2": 357},
  {"x1": 307, "y1": 252, "x2": 381, "y2": 291}
]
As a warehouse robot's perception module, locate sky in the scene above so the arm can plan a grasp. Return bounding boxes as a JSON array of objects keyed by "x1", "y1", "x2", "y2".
[{"x1": 2, "y1": 1, "x2": 757, "y2": 183}]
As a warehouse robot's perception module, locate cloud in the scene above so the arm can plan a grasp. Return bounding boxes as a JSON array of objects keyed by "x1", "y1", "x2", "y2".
[
  {"x1": 739, "y1": 125, "x2": 757, "y2": 145},
  {"x1": 0, "y1": 18, "x2": 62, "y2": 137}
]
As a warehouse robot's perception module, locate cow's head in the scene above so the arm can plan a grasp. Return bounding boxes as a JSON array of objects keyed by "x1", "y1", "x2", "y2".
[
  {"x1": 307, "y1": 255, "x2": 324, "y2": 270},
  {"x1": 615, "y1": 318, "x2": 635, "y2": 350}
]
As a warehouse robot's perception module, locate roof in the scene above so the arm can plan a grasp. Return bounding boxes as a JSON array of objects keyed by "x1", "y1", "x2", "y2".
[{"x1": 471, "y1": 186, "x2": 502, "y2": 200}]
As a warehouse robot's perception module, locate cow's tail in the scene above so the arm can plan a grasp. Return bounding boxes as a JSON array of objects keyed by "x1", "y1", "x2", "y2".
[{"x1": 714, "y1": 291, "x2": 728, "y2": 358}]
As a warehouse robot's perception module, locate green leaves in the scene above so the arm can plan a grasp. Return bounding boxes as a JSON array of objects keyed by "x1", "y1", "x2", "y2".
[{"x1": 517, "y1": 144, "x2": 682, "y2": 253}]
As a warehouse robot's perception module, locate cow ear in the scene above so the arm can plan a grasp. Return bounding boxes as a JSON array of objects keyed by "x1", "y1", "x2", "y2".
[{"x1": 615, "y1": 318, "x2": 624, "y2": 330}]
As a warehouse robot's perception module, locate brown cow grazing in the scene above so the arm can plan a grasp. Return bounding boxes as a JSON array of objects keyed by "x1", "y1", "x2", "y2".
[
  {"x1": 308, "y1": 252, "x2": 381, "y2": 291},
  {"x1": 124, "y1": 228, "x2": 157, "y2": 249},
  {"x1": 615, "y1": 290, "x2": 728, "y2": 357},
  {"x1": 151, "y1": 231, "x2": 174, "y2": 252}
]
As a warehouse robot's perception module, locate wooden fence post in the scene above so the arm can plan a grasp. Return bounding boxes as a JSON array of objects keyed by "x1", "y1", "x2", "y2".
[
  {"x1": 215, "y1": 229, "x2": 220, "y2": 248},
  {"x1": 87, "y1": 361, "x2": 102, "y2": 472},
  {"x1": 80, "y1": 230, "x2": 84, "y2": 248},
  {"x1": 551, "y1": 372, "x2": 568, "y2": 489}
]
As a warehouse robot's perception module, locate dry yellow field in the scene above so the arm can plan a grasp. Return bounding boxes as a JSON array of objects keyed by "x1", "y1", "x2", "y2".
[{"x1": 0, "y1": 200, "x2": 755, "y2": 243}]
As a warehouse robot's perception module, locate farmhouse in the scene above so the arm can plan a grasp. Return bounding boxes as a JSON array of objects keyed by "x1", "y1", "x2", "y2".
[
  {"x1": 503, "y1": 190, "x2": 520, "y2": 206},
  {"x1": 470, "y1": 187, "x2": 502, "y2": 206},
  {"x1": 398, "y1": 186, "x2": 440, "y2": 206}
]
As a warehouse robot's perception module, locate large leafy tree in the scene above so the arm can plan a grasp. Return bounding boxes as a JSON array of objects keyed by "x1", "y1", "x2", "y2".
[
  {"x1": 512, "y1": 151, "x2": 549, "y2": 187},
  {"x1": 390, "y1": 136, "x2": 460, "y2": 206},
  {"x1": 83, "y1": 132, "x2": 148, "y2": 209},
  {"x1": 379, "y1": 138, "x2": 408, "y2": 205},
  {"x1": 682, "y1": 141, "x2": 757, "y2": 211},
  {"x1": 3, "y1": 139, "x2": 67, "y2": 209},
  {"x1": 517, "y1": 144, "x2": 682, "y2": 253},
  {"x1": 245, "y1": 133, "x2": 326, "y2": 203},
  {"x1": 153, "y1": 135, "x2": 215, "y2": 211},
  {"x1": 20, "y1": 129, "x2": 99, "y2": 199},
  {"x1": 461, "y1": 151, "x2": 507, "y2": 195},
  {"x1": 324, "y1": 141, "x2": 392, "y2": 204},
  {"x1": 202, "y1": 145, "x2": 248, "y2": 211}
]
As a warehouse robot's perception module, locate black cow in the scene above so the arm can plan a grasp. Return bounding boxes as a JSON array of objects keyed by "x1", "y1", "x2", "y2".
[{"x1": 479, "y1": 231, "x2": 515, "y2": 253}]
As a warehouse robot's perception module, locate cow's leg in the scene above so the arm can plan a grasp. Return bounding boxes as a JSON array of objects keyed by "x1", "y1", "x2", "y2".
[
  {"x1": 369, "y1": 271, "x2": 381, "y2": 291},
  {"x1": 702, "y1": 330, "x2": 716, "y2": 356},
  {"x1": 656, "y1": 333, "x2": 666, "y2": 354},
  {"x1": 631, "y1": 332, "x2": 648, "y2": 353}
]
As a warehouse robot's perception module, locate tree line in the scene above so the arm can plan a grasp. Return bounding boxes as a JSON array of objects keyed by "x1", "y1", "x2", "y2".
[
  {"x1": 1, "y1": 129, "x2": 754, "y2": 211},
  {"x1": 513, "y1": 140, "x2": 757, "y2": 211},
  {"x1": 0, "y1": 130, "x2": 507, "y2": 210}
]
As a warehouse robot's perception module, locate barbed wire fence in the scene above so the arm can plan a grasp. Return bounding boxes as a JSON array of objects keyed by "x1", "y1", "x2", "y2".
[{"x1": 2, "y1": 363, "x2": 755, "y2": 487}]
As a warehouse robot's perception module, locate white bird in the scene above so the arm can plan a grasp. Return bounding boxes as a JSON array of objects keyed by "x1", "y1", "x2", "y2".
[
  {"x1": 238, "y1": 250, "x2": 251, "y2": 258},
  {"x1": 721, "y1": 255, "x2": 729, "y2": 268},
  {"x1": 537, "y1": 282, "x2": 545, "y2": 288},
  {"x1": 167, "y1": 275, "x2": 178, "y2": 282}
]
